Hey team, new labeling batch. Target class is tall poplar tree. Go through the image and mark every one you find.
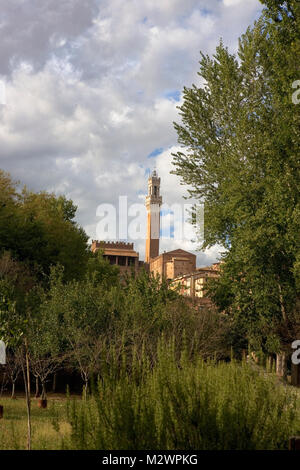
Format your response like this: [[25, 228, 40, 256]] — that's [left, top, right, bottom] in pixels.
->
[[172, 1, 300, 352]]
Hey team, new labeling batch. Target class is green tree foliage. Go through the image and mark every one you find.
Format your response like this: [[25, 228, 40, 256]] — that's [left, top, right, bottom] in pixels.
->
[[40, 265, 120, 395], [0, 278, 24, 347], [27, 286, 63, 400], [172, 1, 300, 351], [0, 171, 90, 446], [0, 170, 89, 282], [86, 249, 120, 288], [40, 266, 231, 395]]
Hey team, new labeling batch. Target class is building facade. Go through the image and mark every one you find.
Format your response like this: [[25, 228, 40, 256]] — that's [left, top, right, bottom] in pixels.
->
[[171, 264, 220, 306], [91, 170, 220, 304], [149, 249, 196, 280], [143, 171, 220, 304], [91, 240, 144, 276]]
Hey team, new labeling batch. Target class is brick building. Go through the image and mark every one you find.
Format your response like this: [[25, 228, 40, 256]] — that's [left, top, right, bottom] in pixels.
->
[[91, 170, 220, 303], [171, 264, 220, 306], [149, 249, 196, 280], [91, 240, 144, 276], [143, 170, 220, 304]]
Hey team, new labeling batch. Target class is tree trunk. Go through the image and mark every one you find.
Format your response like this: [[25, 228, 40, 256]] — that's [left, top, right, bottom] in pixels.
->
[[276, 353, 287, 379], [83, 377, 88, 401], [41, 381, 47, 400], [52, 373, 57, 393], [11, 381, 15, 399], [291, 362, 300, 387], [267, 355, 274, 373], [23, 339, 31, 451], [250, 351, 259, 364], [35, 376, 40, 398], [0, 371, 7, 396], [277, 280, 287, 323]]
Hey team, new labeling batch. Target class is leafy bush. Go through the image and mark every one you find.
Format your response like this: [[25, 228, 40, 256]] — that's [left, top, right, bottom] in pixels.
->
[[64, 341, 299, 450]]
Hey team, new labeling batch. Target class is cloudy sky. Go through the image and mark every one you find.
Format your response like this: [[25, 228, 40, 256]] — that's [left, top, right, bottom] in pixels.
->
[[0, 0, 263, 265]]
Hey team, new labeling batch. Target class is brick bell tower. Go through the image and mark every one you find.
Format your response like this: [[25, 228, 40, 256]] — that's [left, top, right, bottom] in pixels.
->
[[145, 169, 162, 263]]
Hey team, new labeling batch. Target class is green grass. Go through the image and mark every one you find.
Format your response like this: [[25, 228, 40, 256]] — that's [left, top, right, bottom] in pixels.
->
[[0, 394, 71, 450]]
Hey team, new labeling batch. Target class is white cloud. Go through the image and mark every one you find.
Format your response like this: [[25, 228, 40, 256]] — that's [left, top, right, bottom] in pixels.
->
[[223, 0, 243, 6], [0, 0, 262, 264]]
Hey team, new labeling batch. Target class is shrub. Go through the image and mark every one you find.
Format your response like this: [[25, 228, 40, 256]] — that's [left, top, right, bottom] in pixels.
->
[[64, 341, 299, 450]]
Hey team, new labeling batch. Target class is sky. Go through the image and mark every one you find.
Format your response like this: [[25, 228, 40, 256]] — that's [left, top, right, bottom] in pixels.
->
[[0, 0, 263, 265]]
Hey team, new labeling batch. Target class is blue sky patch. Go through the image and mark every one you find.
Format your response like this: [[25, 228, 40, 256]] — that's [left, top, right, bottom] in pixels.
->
[[161, 208, 172, 216], [147, 147, 164, 159], [201, 8, 211, 17], [164, 90, 181, 102]]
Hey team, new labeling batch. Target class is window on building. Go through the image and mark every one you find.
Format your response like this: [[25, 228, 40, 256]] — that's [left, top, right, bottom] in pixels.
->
[[118, 256, 126, 266], [128, 257, 135, 266]]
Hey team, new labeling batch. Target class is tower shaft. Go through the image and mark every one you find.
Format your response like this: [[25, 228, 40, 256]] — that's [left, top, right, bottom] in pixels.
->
[[145, 170, 162, 263]]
